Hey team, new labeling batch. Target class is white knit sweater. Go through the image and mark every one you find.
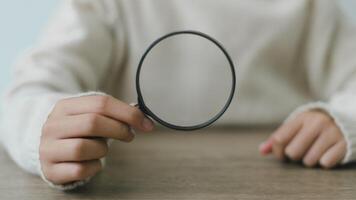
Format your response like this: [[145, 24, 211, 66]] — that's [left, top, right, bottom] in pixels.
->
[[1, 0, 356, 190]]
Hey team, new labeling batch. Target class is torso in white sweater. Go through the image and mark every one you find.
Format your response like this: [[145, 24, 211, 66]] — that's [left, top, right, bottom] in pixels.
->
[[1, 0, 356, 189]]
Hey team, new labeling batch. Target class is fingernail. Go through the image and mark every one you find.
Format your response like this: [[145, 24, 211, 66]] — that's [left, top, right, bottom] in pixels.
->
[[130, 102, 138, 107], [142, 117, 154, 131], [259, 141, 272, 155], [259, 142, 267, 154]]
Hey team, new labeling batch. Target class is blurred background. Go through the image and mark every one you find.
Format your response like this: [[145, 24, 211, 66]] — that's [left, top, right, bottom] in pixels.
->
[[0, 0, 58, 93], [0, 0, 356, 95]]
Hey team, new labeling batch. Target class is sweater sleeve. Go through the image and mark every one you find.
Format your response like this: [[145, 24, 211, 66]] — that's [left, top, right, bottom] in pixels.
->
[[288, 0, 356, 164], [0, 0, 121, 189]]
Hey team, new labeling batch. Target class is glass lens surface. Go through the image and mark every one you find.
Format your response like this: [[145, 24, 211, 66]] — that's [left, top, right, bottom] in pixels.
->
[[139, 34, 232, 127]]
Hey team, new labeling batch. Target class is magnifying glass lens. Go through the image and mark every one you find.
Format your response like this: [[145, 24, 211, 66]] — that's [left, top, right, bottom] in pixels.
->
[[137, 31, 236, 130]]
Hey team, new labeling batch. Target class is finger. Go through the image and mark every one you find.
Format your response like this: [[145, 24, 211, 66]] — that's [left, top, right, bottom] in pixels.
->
[[46, 114, 135, 141], [284, 122, 322, 161], [270, 117, 302, 160], [303, 126, 340, 167], [54, 96, 154, 132], [319, 140, 347, 169], [42, 138, 108, 162], [45, 160, 102, 185], [259, 139, 273, 155]]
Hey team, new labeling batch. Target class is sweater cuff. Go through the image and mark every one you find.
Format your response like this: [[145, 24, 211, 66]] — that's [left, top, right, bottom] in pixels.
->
[[286, 101, 356, 164], [39, 158, 107, 190], [38, 91, 108, 190]]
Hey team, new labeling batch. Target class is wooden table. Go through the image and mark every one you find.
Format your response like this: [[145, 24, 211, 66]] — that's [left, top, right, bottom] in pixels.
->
[[1, 127, 355, 200]]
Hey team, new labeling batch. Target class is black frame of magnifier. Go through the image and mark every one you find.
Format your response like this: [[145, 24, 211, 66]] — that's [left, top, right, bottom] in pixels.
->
[[136, 30, 236, 131]]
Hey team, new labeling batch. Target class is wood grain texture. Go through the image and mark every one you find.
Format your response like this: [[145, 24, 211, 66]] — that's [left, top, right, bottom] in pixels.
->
[[0, 127, 355, 200]]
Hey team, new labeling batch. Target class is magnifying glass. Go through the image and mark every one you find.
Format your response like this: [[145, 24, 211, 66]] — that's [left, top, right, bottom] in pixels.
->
[[136, 30, 236, 131]]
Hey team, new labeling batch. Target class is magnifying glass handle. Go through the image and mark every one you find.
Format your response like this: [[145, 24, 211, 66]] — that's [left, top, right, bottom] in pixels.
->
[[135, 99, 151, 116]]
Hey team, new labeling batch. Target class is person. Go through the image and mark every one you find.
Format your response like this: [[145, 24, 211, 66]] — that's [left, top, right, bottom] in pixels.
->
[[1, 0, 355, 190]]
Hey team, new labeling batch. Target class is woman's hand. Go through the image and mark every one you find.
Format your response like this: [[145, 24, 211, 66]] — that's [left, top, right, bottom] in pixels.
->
[[40, 95, 154, 185], [260, 111, 347, 168]]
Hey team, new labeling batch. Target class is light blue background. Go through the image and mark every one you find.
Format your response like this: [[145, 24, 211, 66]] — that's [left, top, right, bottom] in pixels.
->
[[0, 0, 58, 92], [0, 1, 355, 94]]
